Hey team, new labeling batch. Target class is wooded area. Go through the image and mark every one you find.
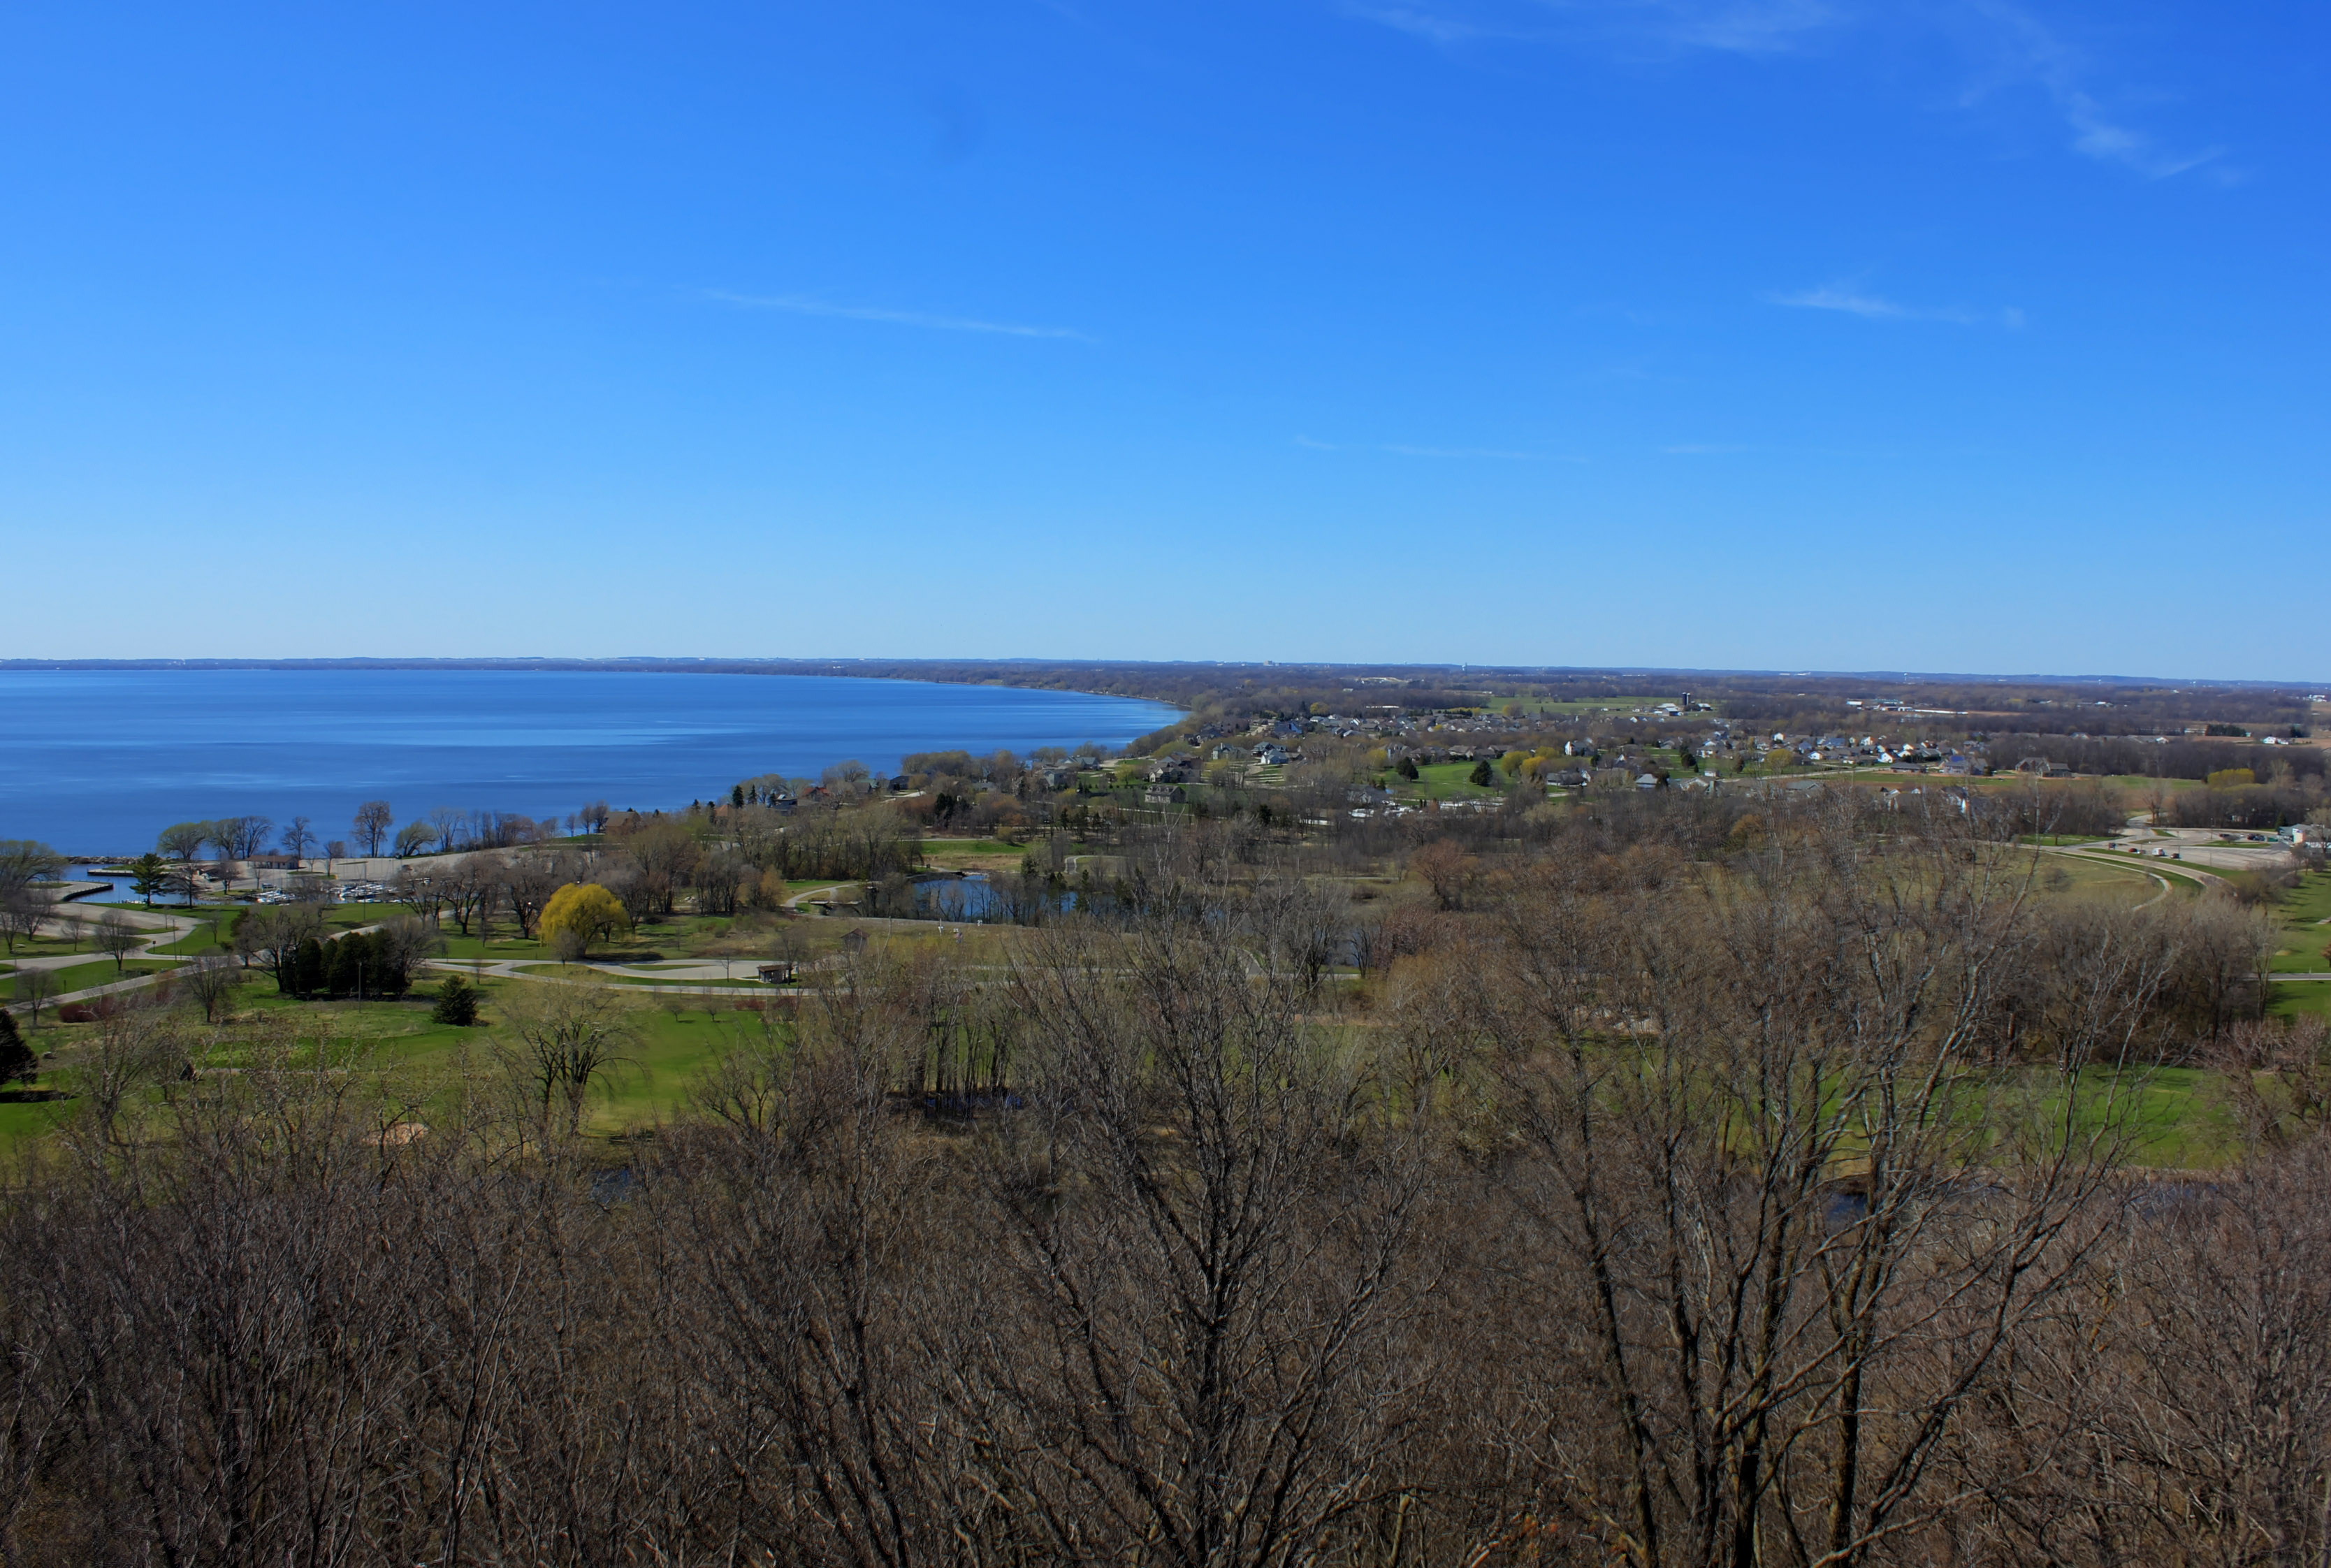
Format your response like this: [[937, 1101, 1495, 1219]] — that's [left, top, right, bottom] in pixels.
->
[[0, 797, 2319, 1566]]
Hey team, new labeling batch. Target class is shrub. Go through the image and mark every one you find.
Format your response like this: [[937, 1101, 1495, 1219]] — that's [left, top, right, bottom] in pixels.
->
[[431, 975, 481, 1027]]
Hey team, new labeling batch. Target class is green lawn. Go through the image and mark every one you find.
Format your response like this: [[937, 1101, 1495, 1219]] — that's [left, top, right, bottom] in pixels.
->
[[2115, 1066, 2241, 1169], [1512, 696, 1669, 716], [1388, 761, 1507, 801], [2268, 980, 2331, 1022], [149, 921, 233, 957], [922, 837, 1026, 855], [2266, 870, 2331, 974], [437, 931, 554, 961], [2274, 869, 2331, 924], [0, 1092, 80, 1149]]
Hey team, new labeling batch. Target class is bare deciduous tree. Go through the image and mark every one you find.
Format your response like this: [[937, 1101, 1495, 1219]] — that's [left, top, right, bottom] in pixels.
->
[[93, 909, 142, 974], [184, 954, 239, 1024], [495, 985, 636, 1137]]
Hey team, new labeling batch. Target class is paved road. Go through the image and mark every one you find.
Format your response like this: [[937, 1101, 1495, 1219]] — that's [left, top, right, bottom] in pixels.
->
[[2050, 840, 2232, 889]]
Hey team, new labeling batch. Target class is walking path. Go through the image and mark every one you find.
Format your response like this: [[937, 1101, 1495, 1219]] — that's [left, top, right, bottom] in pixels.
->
[[1, 901, 215, 1017], [421, 958, 794, 999]]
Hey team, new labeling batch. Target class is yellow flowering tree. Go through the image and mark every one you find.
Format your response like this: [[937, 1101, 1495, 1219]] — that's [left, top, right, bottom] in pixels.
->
[[538, 882, 630, 959]]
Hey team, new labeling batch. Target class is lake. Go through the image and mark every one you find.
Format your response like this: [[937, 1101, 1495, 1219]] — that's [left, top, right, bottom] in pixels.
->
[[0, 669, 1179, 855]]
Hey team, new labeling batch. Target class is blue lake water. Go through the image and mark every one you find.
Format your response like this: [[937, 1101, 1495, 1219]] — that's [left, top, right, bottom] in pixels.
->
[[0, 669, 1179, 855]]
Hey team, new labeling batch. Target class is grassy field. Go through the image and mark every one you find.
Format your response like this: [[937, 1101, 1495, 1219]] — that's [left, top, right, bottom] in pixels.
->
[[2267, 869, 2331, 974], [2114, 1066, 2240, 1168], [2270, 980, 2331, 1021], [1386, 761, 1507, 801], [0, 970, 780, 1155], [1508, 696, 1670, 716]]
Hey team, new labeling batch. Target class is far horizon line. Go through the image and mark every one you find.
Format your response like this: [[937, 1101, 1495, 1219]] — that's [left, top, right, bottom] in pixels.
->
[[0, 656, 2322, 690]]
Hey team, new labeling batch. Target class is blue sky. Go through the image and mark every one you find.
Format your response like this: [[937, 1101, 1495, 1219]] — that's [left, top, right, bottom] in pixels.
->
[[1, 1, 2321, 678]]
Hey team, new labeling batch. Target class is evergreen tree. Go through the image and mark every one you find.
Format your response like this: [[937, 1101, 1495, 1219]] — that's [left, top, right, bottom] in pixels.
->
[[0, 1010, 34, 1087], [431, 975, 481, 1026], [293, 936, 326, 999]]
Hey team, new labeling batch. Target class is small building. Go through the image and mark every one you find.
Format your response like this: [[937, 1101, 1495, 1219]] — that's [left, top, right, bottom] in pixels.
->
[[757, 961, 799, 985], [1144, 783, 1187, 806]]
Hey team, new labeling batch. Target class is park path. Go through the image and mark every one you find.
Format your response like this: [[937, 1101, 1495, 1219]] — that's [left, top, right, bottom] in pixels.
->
[[5, 902, 205, 972], [421, 957, 790, 999], [3, 901, 395, 1018], [1, 899, 214, 1017]]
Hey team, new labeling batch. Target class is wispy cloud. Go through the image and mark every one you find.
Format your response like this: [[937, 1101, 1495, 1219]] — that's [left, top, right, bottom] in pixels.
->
[[1342, 0, 1840, 57], [1344, 0, 2225, 177], [703, 290, 1091, 341], [1962, 1, 2223, 180], [1343, 3, 1510, 44], [1768, 284, 2021, 326], [1649, 0, 1838, 55]]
